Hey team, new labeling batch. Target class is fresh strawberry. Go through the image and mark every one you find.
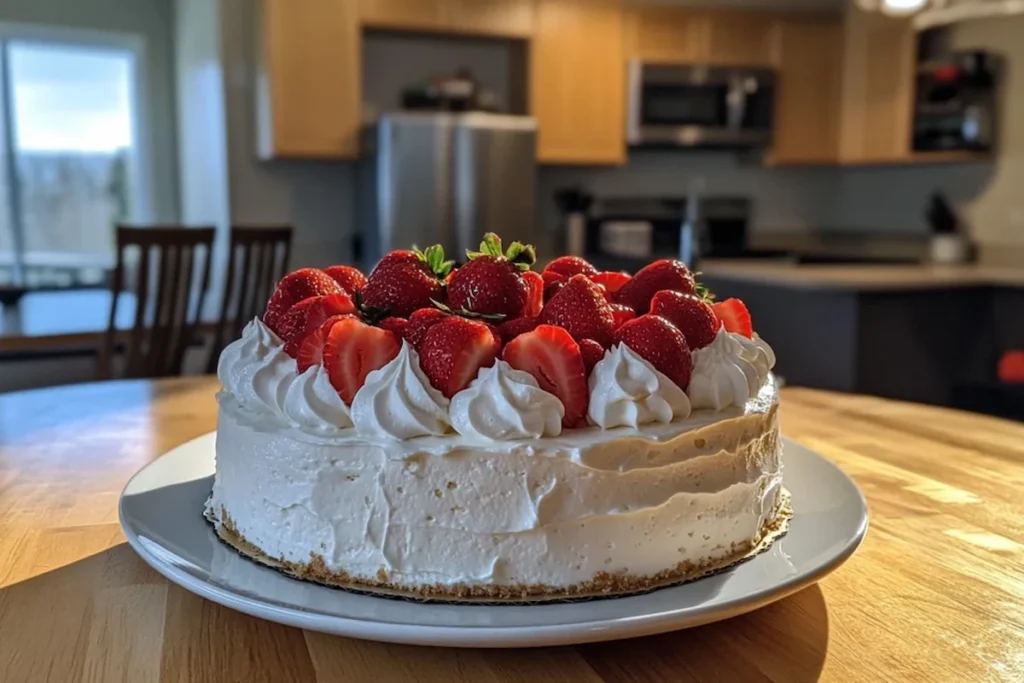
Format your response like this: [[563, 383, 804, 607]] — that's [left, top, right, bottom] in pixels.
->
[[522, 270, 544, 317], [446, 233, 535, 318], [497, 315, 540, 344], [264, 268, 342, 335], [360, 245, 453, 319], [592, 271, 631, 300], [613, 259, 696, 314], [542, 270, 569, 301], [615, 314, 693, 390], [712, 298, 753, 338], [998, 351, 1024, 384], [503, 325, 589, 428], [404, 308, 449, 348], [578, 338, 605, 374], [543, 256, 598, 279], [650, 290, 719, 349], [295, 314, 352, 373], [322, 265, 367, 296], [278, 293, 357, 354], [378, 316, 409, 339], [323, 317, 401, 404], [540, 274, 616, 348], [610, 303, 636, 329], [419, 317, 500, 398]]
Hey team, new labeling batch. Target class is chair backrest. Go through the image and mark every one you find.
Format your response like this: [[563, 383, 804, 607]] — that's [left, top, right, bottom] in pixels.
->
[[98, 225, 215, 379], [206, 225, 293, 373]]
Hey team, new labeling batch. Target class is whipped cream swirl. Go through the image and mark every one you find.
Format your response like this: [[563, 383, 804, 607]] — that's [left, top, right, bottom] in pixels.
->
[[687, 327, 776, 411], [587, 344, 692, 429], [350, 342, 451, 440], [217, 319, 352, 432], [450, 361, 564, 440]]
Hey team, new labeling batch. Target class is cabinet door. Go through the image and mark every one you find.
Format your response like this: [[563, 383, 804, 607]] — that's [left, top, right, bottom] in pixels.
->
[[258, 0, 361, 159], [707, 11, 778, 66], [624, 6, 709, 63], [449, 0, 535, 38], [769, 18, 842, 165], [838, 8, 916, 163], [531, 0, 625, 165], [360, 0, 448, 31]]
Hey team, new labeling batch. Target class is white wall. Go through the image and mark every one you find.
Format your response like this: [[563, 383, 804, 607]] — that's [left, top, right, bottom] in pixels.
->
[[0, 0, 179, 223]]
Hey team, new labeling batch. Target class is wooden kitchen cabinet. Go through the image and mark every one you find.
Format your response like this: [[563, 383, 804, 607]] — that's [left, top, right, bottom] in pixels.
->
[[624, 5, 710, 63], [836, 7, 917, 163], [360, 0, 534, 38], [257, 0, 361, 159], [530, 0, 626, 165], [706, 11, 778, 67], [769, 17, 842, 165]]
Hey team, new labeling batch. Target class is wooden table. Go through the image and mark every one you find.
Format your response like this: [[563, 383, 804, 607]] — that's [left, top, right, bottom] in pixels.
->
[[1, 378, 1022, 682]]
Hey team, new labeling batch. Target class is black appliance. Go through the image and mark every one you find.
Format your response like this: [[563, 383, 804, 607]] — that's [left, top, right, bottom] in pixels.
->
[[582, 196, 753, 271], [913, 51, 998, 153], [627, 61, 775, 148]]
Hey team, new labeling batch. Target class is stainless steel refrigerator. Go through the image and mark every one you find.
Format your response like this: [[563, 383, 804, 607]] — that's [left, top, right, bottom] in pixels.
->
[[356, 113, 537, 270]]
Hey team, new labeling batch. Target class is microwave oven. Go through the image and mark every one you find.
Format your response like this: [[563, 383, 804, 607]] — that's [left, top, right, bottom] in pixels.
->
[[627, 61, 775, 148]]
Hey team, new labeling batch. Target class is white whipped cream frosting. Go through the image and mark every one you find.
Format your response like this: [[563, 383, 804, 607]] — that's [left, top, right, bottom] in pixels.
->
[[687, 327, 776, 411], [217, 318, 352, 433], [450, 360, 564, 440], [350, 342, 451, 440], [587, 343, 692, 429]]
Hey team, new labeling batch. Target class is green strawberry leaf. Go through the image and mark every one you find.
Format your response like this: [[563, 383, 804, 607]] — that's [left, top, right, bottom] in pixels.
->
[[693, 274, 715, 302], [430, 299, 507, 322], [506, 241, 536, 269]]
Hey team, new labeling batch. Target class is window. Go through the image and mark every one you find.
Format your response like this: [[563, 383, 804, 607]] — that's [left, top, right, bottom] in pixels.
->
[[0, 30, 146, 291]]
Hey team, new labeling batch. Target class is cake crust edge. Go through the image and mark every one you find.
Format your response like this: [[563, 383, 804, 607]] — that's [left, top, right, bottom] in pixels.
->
[[205, 490, 793, 604]]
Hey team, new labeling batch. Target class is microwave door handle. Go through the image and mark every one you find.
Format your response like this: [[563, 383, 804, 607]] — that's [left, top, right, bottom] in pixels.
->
[[726, 78, 746, 130]]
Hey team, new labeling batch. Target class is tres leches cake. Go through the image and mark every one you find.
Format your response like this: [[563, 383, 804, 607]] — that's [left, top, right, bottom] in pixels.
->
[[208, 234, 789, 601]]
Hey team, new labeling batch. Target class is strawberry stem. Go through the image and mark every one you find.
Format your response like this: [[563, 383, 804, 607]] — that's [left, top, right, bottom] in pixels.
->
[[430, 299, 507, 322], [466, 232, 536, 271]]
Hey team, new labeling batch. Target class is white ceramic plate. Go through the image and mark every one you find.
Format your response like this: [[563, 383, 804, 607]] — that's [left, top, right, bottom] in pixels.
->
[[119, 433, 867, 648]]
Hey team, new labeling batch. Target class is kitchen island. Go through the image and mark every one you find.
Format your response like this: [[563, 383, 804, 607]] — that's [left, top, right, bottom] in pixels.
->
[[700, 259, 1024, 418]]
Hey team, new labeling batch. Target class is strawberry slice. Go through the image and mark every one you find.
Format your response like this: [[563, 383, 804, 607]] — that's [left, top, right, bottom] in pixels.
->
[[712, 298, 753, 338], [279, 293, 357, 356], [503, 325, 589, 428], [592, 272, 631, 300], [295, 314, 351, 373], [323, 317, 401, 405], [419, 317, 500, 398], [522, 270, 544, 317]]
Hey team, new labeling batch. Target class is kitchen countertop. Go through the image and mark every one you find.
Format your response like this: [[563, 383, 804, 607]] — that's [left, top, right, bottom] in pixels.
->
[[3, 377, 1024, 681], [700, 259, 1024, 291]]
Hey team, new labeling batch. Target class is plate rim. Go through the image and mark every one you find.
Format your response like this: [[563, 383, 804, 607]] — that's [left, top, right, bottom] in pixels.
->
[[118, 433, 868, 648]]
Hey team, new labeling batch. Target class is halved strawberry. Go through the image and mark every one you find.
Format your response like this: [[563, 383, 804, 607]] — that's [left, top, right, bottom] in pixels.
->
[[592, 272, 631, 300], [405, 308, 449, 348], [578, 338, 606, 374], [497, 315, 540, 344], [522, 270, 544, 317], [295, 314, 351, 373], [323, 318, 401, 405], [264, 268, 342, 335], [322, 265, 367, 296], [279, 293, 357, 355], [610, 303, 635, 329], [419, 317, 500, 398], [712, 298, 753, 338], [503, 325, 589, 428]]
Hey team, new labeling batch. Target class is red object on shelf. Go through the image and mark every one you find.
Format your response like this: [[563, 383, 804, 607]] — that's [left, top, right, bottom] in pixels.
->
[[997, 350, 1024, 384], [933, 64, 960, 82]]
